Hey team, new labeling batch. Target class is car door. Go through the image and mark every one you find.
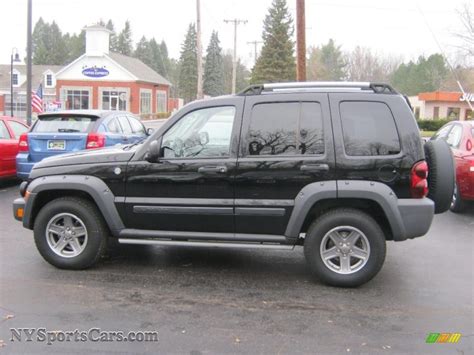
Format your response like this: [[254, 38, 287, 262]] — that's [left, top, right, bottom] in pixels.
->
[[104, 115, 125, 146], [445, 124, 468, 196], [126, 114, 147, 143], [0, 120, 18, 176], [123, 97, 244, 233], [117, 115, 133, 145], [234, 93, 335, 236]]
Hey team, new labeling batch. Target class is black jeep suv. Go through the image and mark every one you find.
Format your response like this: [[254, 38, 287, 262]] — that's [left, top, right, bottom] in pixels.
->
[[13, 82, 454, 287]]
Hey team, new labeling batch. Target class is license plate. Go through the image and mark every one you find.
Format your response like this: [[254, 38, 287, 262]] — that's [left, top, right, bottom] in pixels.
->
[[47, 140, 66, 150]]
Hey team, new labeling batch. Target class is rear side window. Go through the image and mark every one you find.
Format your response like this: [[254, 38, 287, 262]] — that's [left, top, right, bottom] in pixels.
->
[[0, 121, 10, 139], [107, 118, 122, 133], [118, 116, 132, 134], [33, 115, 96, 133], [446, 125, 463, 148], [340, 102, 400, 156], [246, 102, 324, 156], [8, 121, 28, 138]]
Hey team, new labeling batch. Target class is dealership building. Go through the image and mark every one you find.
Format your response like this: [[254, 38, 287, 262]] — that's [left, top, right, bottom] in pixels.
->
[[0, 25, 171, 118], [409, 91, 473, 120]]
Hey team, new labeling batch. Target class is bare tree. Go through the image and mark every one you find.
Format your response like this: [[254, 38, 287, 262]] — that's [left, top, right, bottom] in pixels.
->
[[454, 3, 474, 58], [346, 46, 401, 82]]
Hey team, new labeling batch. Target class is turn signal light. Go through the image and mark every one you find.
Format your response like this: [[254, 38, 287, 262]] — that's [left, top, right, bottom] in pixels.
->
[[410, 161, 429, 198], [18, 133, 29, 152], [86, 133, 105, 149]]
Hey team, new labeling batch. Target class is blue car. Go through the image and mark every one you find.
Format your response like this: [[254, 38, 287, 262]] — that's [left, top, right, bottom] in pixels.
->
[[16, 110, 149, 179]]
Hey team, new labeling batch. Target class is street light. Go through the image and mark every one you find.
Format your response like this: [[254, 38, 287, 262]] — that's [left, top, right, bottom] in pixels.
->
[[10, 48, 21, 117]]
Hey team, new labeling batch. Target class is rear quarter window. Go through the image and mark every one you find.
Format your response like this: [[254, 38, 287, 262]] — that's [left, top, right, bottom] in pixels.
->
[[33, 115, 97, 133], [340, 101, 401, 156]]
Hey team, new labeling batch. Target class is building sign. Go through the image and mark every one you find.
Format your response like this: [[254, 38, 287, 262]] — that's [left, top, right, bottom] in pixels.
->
[[82, 66, 109, 78], [460, 92, 474, 102]]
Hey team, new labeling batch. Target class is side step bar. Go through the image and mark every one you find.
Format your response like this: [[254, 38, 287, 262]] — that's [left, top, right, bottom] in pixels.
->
[[118, 238, 295, 250]]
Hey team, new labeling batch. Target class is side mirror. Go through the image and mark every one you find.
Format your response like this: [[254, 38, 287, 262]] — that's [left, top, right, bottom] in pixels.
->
[[199, 131, 209, 145], [146, 128, 154, 136], [145, 140, 161, 162]]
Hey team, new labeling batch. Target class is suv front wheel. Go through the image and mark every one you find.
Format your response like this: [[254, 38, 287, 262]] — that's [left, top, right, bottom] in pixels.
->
[[34, 197, 108, 269], [304, 208, 386, 287]]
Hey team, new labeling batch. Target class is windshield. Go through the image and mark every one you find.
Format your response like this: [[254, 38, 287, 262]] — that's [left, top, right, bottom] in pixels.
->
[[32, 115, 98, 133]]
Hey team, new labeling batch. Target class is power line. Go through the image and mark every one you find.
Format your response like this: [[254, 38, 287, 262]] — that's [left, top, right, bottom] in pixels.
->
[[224, 19, 247, 94]]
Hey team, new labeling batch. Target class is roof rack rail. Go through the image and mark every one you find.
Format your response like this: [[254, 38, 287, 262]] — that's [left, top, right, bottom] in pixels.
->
[[237, 82, 398, 95]]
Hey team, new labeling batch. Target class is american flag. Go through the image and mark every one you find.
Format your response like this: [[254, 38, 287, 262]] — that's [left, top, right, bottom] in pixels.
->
[[31, 84, 43, 113]]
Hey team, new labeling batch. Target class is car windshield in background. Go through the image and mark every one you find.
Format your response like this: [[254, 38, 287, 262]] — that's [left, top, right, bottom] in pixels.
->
[[33, 116, 97, 133]]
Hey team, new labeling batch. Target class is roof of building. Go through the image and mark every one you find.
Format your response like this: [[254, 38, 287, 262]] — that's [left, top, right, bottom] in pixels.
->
[[418, 91, 463, 102], [108, 52, 171, 86], [0, 64, 62, 92]]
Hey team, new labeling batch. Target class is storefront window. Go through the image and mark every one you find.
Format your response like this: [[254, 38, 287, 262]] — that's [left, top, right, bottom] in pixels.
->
[[465, 109, 473, 120], [447, 107, 460, 120], [102, 90, 127, 111], [433, 107, 439, 119], [140, 91, 152, 114], [66, 90, 90, 110], [156, 90, 167, 113]]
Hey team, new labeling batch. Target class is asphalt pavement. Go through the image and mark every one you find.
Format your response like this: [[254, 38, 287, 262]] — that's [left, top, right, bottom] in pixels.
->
[[0, 180, 472, 354]]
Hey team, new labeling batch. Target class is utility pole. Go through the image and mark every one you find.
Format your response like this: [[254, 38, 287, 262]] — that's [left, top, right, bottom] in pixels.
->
[[196, 0, 203, 99], [247, 40, 263, 63], [224, 19, 247, 94], [26, 0, 32, 125], [296, 0, 306, 82]]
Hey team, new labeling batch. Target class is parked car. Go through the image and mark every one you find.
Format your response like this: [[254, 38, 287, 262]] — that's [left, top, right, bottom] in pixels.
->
[[13, 82, 455, 287], [0, 116, 29, 180], [431, 120, 474, 212], [16, 110, 150, 179]]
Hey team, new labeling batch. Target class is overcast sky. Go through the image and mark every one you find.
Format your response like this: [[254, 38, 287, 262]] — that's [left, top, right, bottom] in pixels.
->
[[1, 0, 468, 67]]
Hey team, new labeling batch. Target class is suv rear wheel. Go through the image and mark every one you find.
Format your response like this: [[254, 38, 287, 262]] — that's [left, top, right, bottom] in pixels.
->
[[304, 208, 386, 287], [34, 197, 108, 269]]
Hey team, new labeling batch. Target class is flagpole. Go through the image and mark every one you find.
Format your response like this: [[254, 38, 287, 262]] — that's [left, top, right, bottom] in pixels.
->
[[26, 0, 32, 125]]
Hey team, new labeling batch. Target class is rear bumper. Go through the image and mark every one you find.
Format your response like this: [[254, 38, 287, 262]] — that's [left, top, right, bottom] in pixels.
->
[[397, 198, 434, 240], [13, 197, 26, 222], [16, 153, 34, 179]]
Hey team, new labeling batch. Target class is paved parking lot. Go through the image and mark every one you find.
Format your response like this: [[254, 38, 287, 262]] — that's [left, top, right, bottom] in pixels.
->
[[0, 179, 472, 354]]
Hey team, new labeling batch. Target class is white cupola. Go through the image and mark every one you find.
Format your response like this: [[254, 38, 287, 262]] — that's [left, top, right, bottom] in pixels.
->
[[84, 25, 112, 56]]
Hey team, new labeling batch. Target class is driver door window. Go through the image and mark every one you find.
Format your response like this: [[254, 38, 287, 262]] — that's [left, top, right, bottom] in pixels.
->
[[161, 106, 236, 158]]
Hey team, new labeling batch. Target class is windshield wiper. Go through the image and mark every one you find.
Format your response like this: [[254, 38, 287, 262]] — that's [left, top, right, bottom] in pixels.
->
[[123, 137, 147, 150]]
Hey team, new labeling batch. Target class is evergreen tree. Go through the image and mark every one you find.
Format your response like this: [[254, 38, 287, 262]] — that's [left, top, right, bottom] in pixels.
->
[[116, 20, 133, 55], [307, 39, 347, 80], [178, 23, 198, 103], [251, 0, 295, 83], [32, 18, 69, 65], [106, 19, 119, 52], [159, 40, 171, 77], [203, 31, 224, 96], [149, 39, 166, 76], [135, 36, 154, 67], [65, 30, 85, 63]]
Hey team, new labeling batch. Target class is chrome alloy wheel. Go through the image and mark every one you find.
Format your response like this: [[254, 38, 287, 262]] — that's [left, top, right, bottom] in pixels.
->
[[319, 226, 371, 274], [45, 213, 88, 258]]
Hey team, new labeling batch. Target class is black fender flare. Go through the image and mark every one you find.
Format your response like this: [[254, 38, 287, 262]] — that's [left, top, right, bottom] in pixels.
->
[[23, 175, 124, 235]]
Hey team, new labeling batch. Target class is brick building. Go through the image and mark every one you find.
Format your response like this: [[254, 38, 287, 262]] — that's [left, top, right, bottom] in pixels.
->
[[0, 25, 171, 118]]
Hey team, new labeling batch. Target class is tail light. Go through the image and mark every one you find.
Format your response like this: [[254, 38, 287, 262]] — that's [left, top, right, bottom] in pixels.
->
[[86, 133, 105, 149], [18, 133, 29, 152], [410, 161, 428, 198]]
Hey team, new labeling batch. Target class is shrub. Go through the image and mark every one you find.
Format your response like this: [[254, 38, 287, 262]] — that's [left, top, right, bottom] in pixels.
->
[[416, 118, 451, 131]]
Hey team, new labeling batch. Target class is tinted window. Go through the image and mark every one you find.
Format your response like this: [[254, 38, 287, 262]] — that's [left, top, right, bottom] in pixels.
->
[[128, 116, 146, 134], [0, 121, 10, 139], [107, 118, 122, 133], [446, 125, 462, 148], [33, 115, 96, 133], [162, 106, 235, 158], [246, 102, 324, 156], [117, 116, 132, 134], [8, 121, 28, 138], [340, 102, 400, 156]]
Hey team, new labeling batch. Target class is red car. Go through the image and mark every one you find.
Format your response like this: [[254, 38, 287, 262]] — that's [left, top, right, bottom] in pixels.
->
[[0, 116, 29, 180], [431, 120, 474, 212]]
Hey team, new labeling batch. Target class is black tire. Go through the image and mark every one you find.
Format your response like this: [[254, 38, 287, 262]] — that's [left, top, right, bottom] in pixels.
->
[[304, 208, 386, 288], [424, 140, 455, 214], [34, 197, 108, 269], [450, 182, 467, 213]]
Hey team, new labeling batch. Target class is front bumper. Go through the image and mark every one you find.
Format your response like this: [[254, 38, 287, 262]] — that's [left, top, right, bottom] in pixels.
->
[[13, 197, 26, 222], [397, 198, 434, 240]]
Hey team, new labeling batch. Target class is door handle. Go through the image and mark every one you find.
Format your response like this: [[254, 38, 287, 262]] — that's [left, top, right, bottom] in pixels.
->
[[198, 166, 228, 174], [300, 164, 329, 172]]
